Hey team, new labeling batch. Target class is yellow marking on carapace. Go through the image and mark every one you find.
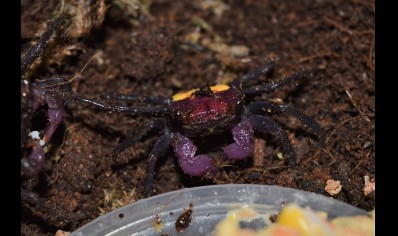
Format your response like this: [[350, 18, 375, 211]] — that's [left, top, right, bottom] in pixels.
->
[[210, 84, 230, 92], [172, 88, 199, 101], [172, 84, 230, 101]]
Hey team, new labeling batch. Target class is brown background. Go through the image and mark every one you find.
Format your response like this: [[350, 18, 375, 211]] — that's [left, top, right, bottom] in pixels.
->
[[21, 1, 375, 235]]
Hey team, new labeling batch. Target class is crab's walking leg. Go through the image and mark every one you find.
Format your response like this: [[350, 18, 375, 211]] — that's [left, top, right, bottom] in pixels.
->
[[243, 69, 312, 95], [223, 117, 255, 160], [249, 115, 297, 165], [171, 133, 216, 177], [232, 61, 275, 88], [74, 96, 166, 116], [110, 119, 167, 197], [21, 15, 65, 74], [144, 133, 172, 197], [112, 119, 166, 156], [103, 94, 171, 105], [249, 101, 324, 146]]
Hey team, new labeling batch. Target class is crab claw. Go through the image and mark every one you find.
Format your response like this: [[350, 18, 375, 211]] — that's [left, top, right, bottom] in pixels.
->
[[172, 133, 216, 176], [32, 82, 65, 143], [21, 141, 46, 176], [178, 154, 215, 176], [21, 78, 72, 177], [223, 117, 255, 160]]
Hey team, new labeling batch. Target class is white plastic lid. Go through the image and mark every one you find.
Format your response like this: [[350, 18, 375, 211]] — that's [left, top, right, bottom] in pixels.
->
[[71, 184, 367, 236]]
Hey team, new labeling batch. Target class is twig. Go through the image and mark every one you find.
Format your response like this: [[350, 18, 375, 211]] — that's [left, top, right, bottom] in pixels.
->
[[354, 159, 364, 170], [303, 151, 320, 165], [299, 51, 331, 63], [340, 115, 361, 126], [47, 122, 82, 187], [222, 170, 234, 183], [345, 90, 370, 122], [217, 164, 238, 168], [311, 160, 321, 167], [323, 148, 337, 167], [323, 16, 353, 35], [54, 122, 82, 160], [253, 138, 266, 167]]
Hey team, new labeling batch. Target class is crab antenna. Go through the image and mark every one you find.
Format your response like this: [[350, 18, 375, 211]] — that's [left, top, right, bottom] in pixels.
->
[[41, 51, 102, 89]]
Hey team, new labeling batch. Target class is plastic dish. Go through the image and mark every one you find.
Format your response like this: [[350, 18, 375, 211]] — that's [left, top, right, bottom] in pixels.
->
[[71, 184, 368, 236]]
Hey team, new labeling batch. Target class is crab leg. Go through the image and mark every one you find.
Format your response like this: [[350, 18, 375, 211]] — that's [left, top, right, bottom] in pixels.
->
[[103, 93, 171, 105], [73, 96, 166, 116], [144, 133, 172, 197], [243, 69, 312, 95], [232, 61, 275, 88], [21, 15, 65, 74], [112, 119, 166, 156], [249, 114, 297, 165], [248, 101, 324, 145]]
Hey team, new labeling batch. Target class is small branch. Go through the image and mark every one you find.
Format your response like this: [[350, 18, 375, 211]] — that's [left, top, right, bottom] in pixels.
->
[[345, 90, 370, 122], [299, 51, 331, 63], [323, 16, 353, 35]]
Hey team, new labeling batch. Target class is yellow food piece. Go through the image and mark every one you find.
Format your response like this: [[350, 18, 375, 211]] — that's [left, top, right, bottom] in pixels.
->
[[235, 207, 258, 219], [214, 213, 243, 236], [277, 204, 334, 236], [257, 225, 301, 236], [214, 204, 375, 236], [331, 213, 375, 236]]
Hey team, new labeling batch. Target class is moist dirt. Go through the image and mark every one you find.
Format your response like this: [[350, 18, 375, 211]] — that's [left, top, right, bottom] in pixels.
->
[[21, 1, 375, 235]]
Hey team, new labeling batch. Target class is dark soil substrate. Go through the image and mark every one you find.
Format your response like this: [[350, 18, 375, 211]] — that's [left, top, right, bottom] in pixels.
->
[[21, 1, 374, 235]]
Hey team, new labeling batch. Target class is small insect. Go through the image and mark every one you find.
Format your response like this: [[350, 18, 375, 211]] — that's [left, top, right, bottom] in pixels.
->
[[175, 203, 193, 232]]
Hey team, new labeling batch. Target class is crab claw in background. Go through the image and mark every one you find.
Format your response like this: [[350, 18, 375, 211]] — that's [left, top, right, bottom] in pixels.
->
[[32, 79, 66, 143], [21, 78, 68, 177], [21, 141, 46, 176]]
